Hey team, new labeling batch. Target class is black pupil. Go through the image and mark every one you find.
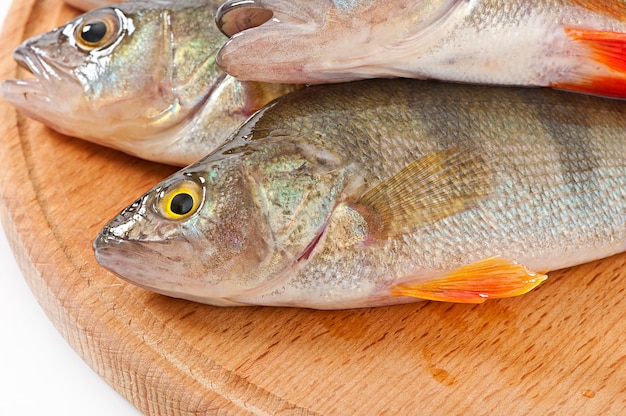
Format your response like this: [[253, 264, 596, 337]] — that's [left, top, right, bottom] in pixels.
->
[[171, 193, 194, 216], [81, 20, 108, 44]]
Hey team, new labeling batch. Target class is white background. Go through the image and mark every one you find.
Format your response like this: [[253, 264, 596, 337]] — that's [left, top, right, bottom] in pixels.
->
[[0, 1, 142, 414]]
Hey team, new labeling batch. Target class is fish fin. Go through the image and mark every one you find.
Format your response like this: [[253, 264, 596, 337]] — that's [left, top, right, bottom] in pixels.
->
[[553, 28, 626, 98], [390, 257, 548, 303], [240, 81, 304, 116], [552, 76, 626, 98], [355, 147, 493, 239], [565, 28, 626, 73], [569, 0, 626, 22]]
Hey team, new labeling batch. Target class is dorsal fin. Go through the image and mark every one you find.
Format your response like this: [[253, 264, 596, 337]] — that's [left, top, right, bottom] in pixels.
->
[[355, 146, 493, 239]]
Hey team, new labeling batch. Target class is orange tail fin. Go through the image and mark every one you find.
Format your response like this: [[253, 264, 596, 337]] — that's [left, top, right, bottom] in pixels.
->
[[553, 28, 626, 98]]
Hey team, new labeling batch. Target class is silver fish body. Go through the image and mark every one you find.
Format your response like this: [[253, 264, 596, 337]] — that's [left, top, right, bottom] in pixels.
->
[[94, 79, 626, 309], [1, 0, 299, 165]]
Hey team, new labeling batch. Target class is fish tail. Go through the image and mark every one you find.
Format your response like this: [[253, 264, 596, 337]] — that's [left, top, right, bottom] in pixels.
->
[[554, 28, 626, 98]]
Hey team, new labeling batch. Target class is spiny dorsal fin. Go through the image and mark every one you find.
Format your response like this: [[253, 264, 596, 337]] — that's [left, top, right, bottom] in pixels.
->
[[355, 146, 493, 239], [390, 257, 547, 303]]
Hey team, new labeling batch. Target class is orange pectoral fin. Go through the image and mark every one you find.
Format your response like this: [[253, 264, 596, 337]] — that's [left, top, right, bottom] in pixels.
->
[[390, 257, 547, 304], [553, 28, 626, 98]]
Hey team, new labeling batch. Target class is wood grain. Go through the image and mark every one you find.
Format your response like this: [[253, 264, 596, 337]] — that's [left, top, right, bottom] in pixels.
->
[[1, 1, 625, 415]]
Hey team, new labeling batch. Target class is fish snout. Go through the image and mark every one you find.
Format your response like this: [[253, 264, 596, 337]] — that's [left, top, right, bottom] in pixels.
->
[[2, 36, 83, 106], [92, 215, 133, 259], [92, 226, 126, 277], [12, 44, 48, 81], [91, 228, 169, 293], [92, 230, 119, 265]]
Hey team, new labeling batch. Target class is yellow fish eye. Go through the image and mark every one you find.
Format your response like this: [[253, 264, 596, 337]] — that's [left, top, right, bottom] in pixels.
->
[[74, 9, 122, 52], [157, 180, 203, 220]]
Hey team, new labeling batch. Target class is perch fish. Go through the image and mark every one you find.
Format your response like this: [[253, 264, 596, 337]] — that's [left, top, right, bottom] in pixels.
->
[[0, 0, 299, 165], [216, 0, 626, 98], [94, 79, 626, 309]]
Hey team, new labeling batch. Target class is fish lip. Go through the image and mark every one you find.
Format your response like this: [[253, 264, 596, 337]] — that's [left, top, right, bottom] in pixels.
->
[[15, 41, 82, 82], [93, 229, 121, 253], [1, 44, 75, 104], [0, 47, 47, 100], [216, 0, 273, 37], [12, 44, 57, 84], [1, 41, 90, 133], [93, 229, 252, 307], [92, 232, 163, 294], [92, 230, 124, 275], [216, 0, 313, 37]]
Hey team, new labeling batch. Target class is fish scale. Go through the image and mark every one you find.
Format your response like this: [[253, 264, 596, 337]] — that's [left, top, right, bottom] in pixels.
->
[[94, 79, 626, 309]]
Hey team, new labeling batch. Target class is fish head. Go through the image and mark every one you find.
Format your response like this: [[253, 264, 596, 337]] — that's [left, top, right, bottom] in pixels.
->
[[1, 1, 225, 154], [215, 0, 461, 83], [93, 151, 272, 306], [93, 128, 353, 305]]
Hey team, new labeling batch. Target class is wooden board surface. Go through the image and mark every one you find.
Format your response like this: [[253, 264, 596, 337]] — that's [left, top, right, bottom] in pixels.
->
[[1, 1, 625, 414]]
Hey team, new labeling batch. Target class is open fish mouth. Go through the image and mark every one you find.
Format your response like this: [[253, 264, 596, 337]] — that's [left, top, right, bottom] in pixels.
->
[[216, 0, 274, 37], [1, 44, 84, 123], [216, 0, 323, 37], [0, 44, 75, 109], [1, 47, 52, 103]]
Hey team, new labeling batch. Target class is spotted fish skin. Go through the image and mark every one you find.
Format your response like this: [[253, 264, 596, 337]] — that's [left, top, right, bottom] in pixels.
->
[[94, 79, 626, 309], [216, 0, 626, 98]]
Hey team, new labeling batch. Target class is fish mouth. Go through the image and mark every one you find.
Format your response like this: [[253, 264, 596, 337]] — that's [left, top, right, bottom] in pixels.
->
[[1, 47, 51, 104], [1, 45, 78, 107], [216, 0, 322, 37], [216, 0, 274, 37], [93, 232, 174, 296], [93, 230, 177, 292], [93, 226, 253, 307], [1, 44, 84, 125]]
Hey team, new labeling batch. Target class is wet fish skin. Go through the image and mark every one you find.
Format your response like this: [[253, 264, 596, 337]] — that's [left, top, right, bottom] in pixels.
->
[[216, 0, 626, 98], [1, 0, 300, 165], [94, 79, 626, 309]]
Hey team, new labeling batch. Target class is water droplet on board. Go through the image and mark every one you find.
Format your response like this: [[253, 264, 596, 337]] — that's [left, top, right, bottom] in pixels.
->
[[422, 347, 458, 386], [582, 389, 596, 398]]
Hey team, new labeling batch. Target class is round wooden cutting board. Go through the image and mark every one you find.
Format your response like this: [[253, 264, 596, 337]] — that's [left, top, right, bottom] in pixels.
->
[[1, 1, 625, 415]]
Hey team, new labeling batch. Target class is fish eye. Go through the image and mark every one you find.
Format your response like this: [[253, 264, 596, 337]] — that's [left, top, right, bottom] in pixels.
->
[[74, 9, 122, 52], [156, 180, 203, 221]]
